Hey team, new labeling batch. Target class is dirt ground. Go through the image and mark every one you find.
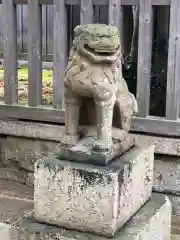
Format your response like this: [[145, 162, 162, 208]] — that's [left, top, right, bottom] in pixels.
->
[[0, 179, 33, 225]]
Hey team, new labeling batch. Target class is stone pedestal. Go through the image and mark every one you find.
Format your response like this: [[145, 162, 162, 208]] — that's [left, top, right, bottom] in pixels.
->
[[3, 194, 172, 240], [58, 128, 135, 166], [0, 223, 10, 239], [34, 146, 154, 237]]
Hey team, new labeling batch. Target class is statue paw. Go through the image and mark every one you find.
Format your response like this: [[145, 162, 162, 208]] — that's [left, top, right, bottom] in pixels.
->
[[61, 134, 78, 148], [92, 139, 112, 152]]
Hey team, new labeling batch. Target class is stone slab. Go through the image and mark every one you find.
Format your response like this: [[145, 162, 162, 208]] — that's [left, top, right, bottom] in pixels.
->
[[0, 119, 178, 158], [58, 128, 135, 165], [171, 235, 180, 240], [133, 133, 180, 156], [153, 192, 180, 217], [34, 146, 154, 237], [153, 156, 180, 195], [4, 194, 172, 240], [0, 222, 11, 239]]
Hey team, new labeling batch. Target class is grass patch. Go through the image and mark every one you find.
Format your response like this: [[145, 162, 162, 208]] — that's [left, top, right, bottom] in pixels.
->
[[0, 66, 53, 105]]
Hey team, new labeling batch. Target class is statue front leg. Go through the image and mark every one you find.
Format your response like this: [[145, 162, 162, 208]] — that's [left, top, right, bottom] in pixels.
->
[[93, 96, 115, 152], [61, 88, 80, 147]]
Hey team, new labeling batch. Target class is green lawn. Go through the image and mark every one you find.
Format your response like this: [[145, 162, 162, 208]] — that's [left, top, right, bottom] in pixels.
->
[[0, 66, 53, 105]]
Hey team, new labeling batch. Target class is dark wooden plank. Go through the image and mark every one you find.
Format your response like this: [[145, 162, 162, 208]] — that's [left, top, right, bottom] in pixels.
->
[[0, 0, 170, 6], [131, 116, 180, 137], [53, 0, 67, 108], [94, 5, 100, 23], [22, 4, 28, 53], [0, 103, 64, 123], [42, 5, 47, 56], [65, 0, 171, 6], [73, 5, 80, 28], [166, 0, 180, 120], [136, 0, 153, 117], [47, 5, 53, 55], [99, 5, 108, 24], [28, 0, 42, 107], [17, 4, 23, 54], [39, 0, 53, 4], [80, 0, 93, 24], [44, 4, 53, 61], [2, 0, 18, 104], [0, 6, 3, 54], [15, 53, 53, 62]]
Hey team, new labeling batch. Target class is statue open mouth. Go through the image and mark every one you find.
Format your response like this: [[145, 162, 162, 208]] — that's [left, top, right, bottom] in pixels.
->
[[79, 43, 120, 63], [83, 44, 118, 56]]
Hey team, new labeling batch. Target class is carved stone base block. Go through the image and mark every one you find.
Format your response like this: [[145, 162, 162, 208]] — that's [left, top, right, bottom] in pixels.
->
[[3, 194, 172, 240], [34, 146, 154, 237], [58, 134, 135, 166], [59, 127, 135, 166]]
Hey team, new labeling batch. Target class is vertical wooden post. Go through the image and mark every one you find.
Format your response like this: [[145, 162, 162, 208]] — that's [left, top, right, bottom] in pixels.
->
[[53, 0, 67, 109], [80, 0, 93, 24], [17, 4, 23, 55], [2, 0, 18, 104], [108, 0, 123, 29], [28, 0, 42, 107], [166, 0, 180, 120], [108, 0, 124, 56], [136, 0, 153, 117], [42, 5, 47, 58]]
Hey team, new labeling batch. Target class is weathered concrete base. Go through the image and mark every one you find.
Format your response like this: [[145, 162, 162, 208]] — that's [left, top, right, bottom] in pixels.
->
[[0, 223, 11, 239], [34, 146, 154, 237], [4, 194, 172, 240]]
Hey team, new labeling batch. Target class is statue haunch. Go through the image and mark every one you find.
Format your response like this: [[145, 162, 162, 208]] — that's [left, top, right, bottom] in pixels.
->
[[62, 24, 138, 152]]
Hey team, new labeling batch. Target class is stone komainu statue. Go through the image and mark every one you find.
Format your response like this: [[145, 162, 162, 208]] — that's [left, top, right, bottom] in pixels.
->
[[63, 24, 138, 151]]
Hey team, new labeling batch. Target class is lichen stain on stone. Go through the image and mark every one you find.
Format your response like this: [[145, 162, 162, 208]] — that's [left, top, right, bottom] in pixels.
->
[[71, 168, 112, 191], [43, 162, 64, 174], [156, 173, 163, 181], [127, 162, 133, 179]]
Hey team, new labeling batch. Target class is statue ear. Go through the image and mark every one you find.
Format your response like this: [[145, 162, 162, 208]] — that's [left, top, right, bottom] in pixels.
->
[[74, 25, 83, 36]]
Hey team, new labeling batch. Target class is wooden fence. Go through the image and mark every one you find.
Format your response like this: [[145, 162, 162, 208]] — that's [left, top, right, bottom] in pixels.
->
[[1, 0, 180, 138], [0, 4, 109, 61]]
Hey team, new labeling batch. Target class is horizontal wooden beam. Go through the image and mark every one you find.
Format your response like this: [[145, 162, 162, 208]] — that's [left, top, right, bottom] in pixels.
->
[[65, 0, 171, 5], [0, 0, 171, 6], [0, 103, 64, 123], [0, 103, 180, 137], [131, 116, 180, 137]]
